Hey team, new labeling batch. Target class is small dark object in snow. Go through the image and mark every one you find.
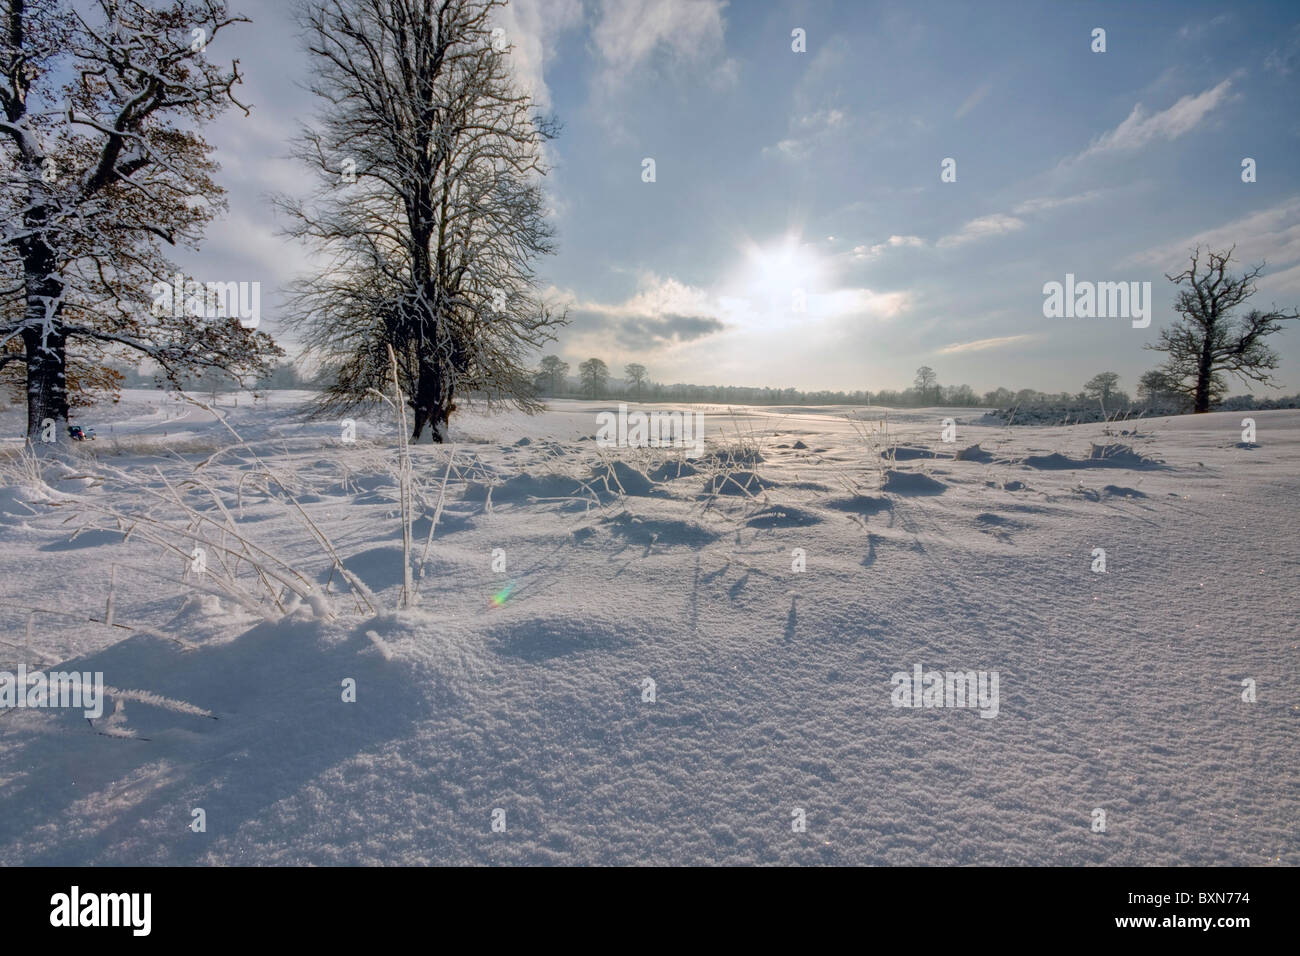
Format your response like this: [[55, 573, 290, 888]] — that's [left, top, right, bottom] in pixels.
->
[[68, 425, 96, 441], [955, 443, 993, 463]]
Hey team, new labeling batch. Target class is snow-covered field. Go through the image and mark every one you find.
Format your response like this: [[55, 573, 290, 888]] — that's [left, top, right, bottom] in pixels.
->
[[0, 390, 1295, 865]]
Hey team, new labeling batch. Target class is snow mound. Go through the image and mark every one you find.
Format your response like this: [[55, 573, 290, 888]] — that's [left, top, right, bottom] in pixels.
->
[[337, 544, 410, 591], [0, 483, 62, 523], [600, 512, 720, 547], [589, 460, 655, 497], [974, 512, 1024, 533], [489, 613, 635, 662], [1021, 443, 1162, 470], [408, 509, 475, 539], [0, 616, 432, 864], [647, 459, 700, 481], [1088, 443, 1163, 467], [881, 469, 947, 495], [954, 443, 994, 463]]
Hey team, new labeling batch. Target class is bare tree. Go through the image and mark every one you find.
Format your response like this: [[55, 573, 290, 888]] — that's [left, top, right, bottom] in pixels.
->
[[1137, 368, 1189, 408], [0, 0, 280, 445], [913, 365, 937, 404], [578, 357, 607, 399], [1148, 246, 1299, 413], [279, 0, 566, 442], [624, 362, 646, 400], [1082, 371, 1124, 410], [535, 354, 568, 395]]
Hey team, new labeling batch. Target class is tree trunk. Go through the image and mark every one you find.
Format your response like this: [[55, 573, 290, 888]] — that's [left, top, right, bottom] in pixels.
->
[[20, 238, 68, 446], [430, 403, 451, 443], [410, 361, 452, 442], [1193, 339, 1214, 413]]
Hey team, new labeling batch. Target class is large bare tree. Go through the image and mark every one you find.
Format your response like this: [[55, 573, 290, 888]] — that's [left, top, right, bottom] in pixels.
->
[[1148, 246, 1299, 413], [280, 0, 566, 442], [0, 0, 280, 445]]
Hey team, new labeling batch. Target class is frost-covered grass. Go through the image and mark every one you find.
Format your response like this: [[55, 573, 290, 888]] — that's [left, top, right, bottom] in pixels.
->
[[0, 392, 1295, 864]]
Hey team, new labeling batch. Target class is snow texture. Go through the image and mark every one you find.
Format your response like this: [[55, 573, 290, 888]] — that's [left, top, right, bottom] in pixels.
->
[[0, 392, 1295, 865]]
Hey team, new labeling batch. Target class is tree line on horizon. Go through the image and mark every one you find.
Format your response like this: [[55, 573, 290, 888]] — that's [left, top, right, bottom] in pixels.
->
[[523, 355, 1295, 413], [78, 347, 1298, 416]]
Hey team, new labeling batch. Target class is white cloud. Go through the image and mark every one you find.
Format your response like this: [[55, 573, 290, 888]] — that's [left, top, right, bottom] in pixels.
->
[[853, 235, 926, 259], [763, 109, 849, 161], [608, 274, 716, 319], [1132, 197, 1300, 294], [552, 273, 718, 324], [820, 288, 910, 319], [492, 0, 584, 112], [591, 0, 726, 81], [550, 267, 910, 363], [798, 108, 846, 130], [1012, 190, 1105, 216], [760, 35, 861, 161], [1075, 79, 1233, 161], [937, 214, 1025, 248], [764, 137, 808, 161]]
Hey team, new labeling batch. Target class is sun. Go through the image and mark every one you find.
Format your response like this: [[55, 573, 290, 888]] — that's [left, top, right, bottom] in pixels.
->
[[736, 234, 825, 315]]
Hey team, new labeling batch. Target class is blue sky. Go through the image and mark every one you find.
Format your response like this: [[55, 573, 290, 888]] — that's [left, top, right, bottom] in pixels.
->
[[175, 0, 1300, 396]]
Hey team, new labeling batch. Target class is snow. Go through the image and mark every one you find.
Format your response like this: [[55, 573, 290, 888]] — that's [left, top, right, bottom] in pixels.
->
[[0, 390, 1295, 864]]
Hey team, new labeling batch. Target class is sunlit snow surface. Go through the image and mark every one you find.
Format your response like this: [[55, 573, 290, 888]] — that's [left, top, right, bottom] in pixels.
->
[[0, 391, 1294, 865]]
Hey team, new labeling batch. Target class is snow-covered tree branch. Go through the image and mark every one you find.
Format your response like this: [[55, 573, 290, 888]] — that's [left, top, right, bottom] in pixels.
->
[[0, 0, 280, 444]]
